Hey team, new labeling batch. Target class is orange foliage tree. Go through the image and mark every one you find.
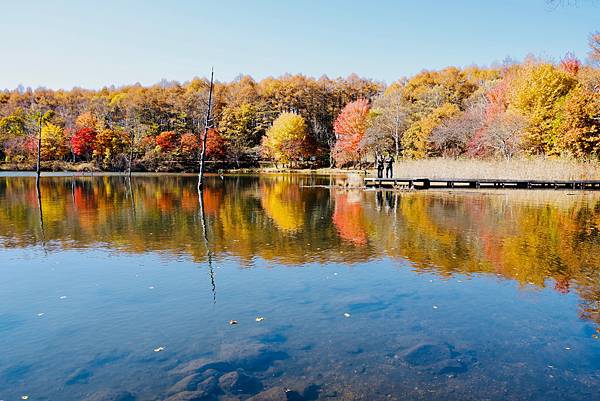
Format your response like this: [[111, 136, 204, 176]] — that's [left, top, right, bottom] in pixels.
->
[[179, 133, 198, 158], [155, 131, 178, 152]]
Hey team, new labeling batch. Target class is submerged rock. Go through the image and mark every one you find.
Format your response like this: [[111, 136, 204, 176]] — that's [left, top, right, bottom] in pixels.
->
[[284, 389, 304, 401], [82, 390, 135, 401], [65, 367, 93, 385], [168, 370, 221, 394], [197, 376, 220, 395], [218, 342, 289, 372], [400, 342, 475, 374], [174, 358, 233, 376], [164, 377, 221, 401], [168, 373, 204, 394], [403, 343, 453, 366], [245, 387, 308, 401], [301, 384, 321, 401], [218, 370, 263, 394], [163, 391, 212, 401], [246, 387, 288, 401]]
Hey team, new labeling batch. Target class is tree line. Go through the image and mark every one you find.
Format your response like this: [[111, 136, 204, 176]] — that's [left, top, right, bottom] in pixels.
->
[[1, 34, 599, 170]]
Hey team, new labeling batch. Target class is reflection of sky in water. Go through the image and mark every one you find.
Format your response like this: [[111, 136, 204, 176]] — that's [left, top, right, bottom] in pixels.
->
[[1, 174, 600, 400]]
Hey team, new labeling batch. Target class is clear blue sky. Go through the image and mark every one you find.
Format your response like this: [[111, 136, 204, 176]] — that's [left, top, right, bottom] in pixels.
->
[[1, 0, 598, 90]]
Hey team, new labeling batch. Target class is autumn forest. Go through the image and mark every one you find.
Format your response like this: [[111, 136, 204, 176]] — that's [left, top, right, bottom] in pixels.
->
[[1, 35, 599, 172]]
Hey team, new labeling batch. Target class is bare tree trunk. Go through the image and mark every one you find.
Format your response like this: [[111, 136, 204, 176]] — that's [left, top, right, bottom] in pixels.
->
[[128, 126, 135, 178], [36, 115, 42, 180], [328, 137, 335, 168], [198, 69, 214, 192]]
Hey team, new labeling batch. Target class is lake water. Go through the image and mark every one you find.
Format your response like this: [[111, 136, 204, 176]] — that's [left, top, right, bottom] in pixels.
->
[[1, 173, 600, 401]]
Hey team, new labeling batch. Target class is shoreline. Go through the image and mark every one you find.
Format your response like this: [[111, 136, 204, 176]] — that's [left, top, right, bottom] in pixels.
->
[[4, 157, 600, 181]]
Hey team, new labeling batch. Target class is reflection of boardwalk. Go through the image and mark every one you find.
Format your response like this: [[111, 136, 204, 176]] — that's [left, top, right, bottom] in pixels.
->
[[365, 177, 600, 190]]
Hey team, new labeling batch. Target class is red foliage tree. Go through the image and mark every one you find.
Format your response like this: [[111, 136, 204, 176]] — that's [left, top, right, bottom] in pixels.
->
[[332, 99, 370, 167], [71, 127, 96, 158], [205, 128, 228, 160], [155, 131, 178, 152], [560, 52, 581, 76]]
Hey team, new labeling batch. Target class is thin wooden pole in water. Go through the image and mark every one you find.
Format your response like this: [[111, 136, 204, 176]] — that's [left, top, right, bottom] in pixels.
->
[[198, 68, 214, 192]]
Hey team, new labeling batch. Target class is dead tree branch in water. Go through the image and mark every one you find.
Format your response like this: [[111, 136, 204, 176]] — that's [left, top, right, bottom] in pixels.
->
[[198, 188, 216, 303], [198, 68, 214, 192]]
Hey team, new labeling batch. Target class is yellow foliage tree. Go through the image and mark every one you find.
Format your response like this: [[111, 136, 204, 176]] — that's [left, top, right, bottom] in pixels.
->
[[559, 85, 600, 157], [261, 112, 309, 165], [41, 123, 69, 161], [509, 63, 578, 155]]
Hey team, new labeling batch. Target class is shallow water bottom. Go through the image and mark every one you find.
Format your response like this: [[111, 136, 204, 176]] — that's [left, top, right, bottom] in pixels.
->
[[2, 248, 600, 401]]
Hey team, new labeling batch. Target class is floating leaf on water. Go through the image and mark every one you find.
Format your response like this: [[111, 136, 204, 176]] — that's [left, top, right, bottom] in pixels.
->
[[343, 313, 351, 318], [229, 320, 238, 325], [154, 346, 165, 353], [255, 317, 264, 322]]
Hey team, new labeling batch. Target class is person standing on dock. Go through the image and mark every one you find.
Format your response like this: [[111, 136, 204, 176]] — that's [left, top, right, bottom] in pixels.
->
[[376, 153, 384, 178], [385, 154, 395, 178]]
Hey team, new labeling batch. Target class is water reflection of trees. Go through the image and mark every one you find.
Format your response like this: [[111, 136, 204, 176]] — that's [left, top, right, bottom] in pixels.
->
[[1, 175, 600, 325]]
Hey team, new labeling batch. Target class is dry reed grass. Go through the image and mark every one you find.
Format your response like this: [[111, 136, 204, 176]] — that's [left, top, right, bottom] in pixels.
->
[[393, 157, 600, 180]]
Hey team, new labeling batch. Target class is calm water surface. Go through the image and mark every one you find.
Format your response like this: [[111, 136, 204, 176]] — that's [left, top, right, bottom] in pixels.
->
[[1, 174, 600, 401]]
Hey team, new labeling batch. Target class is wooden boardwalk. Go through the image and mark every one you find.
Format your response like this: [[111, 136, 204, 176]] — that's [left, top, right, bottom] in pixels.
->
[[364, 177, 600, 190]]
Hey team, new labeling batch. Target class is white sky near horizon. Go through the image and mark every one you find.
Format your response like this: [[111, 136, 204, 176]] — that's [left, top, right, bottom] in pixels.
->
[[0, 0, 598, 90]]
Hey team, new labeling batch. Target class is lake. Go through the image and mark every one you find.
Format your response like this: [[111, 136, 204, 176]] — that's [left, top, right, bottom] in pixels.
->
[[1, 173, 600, 401]]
